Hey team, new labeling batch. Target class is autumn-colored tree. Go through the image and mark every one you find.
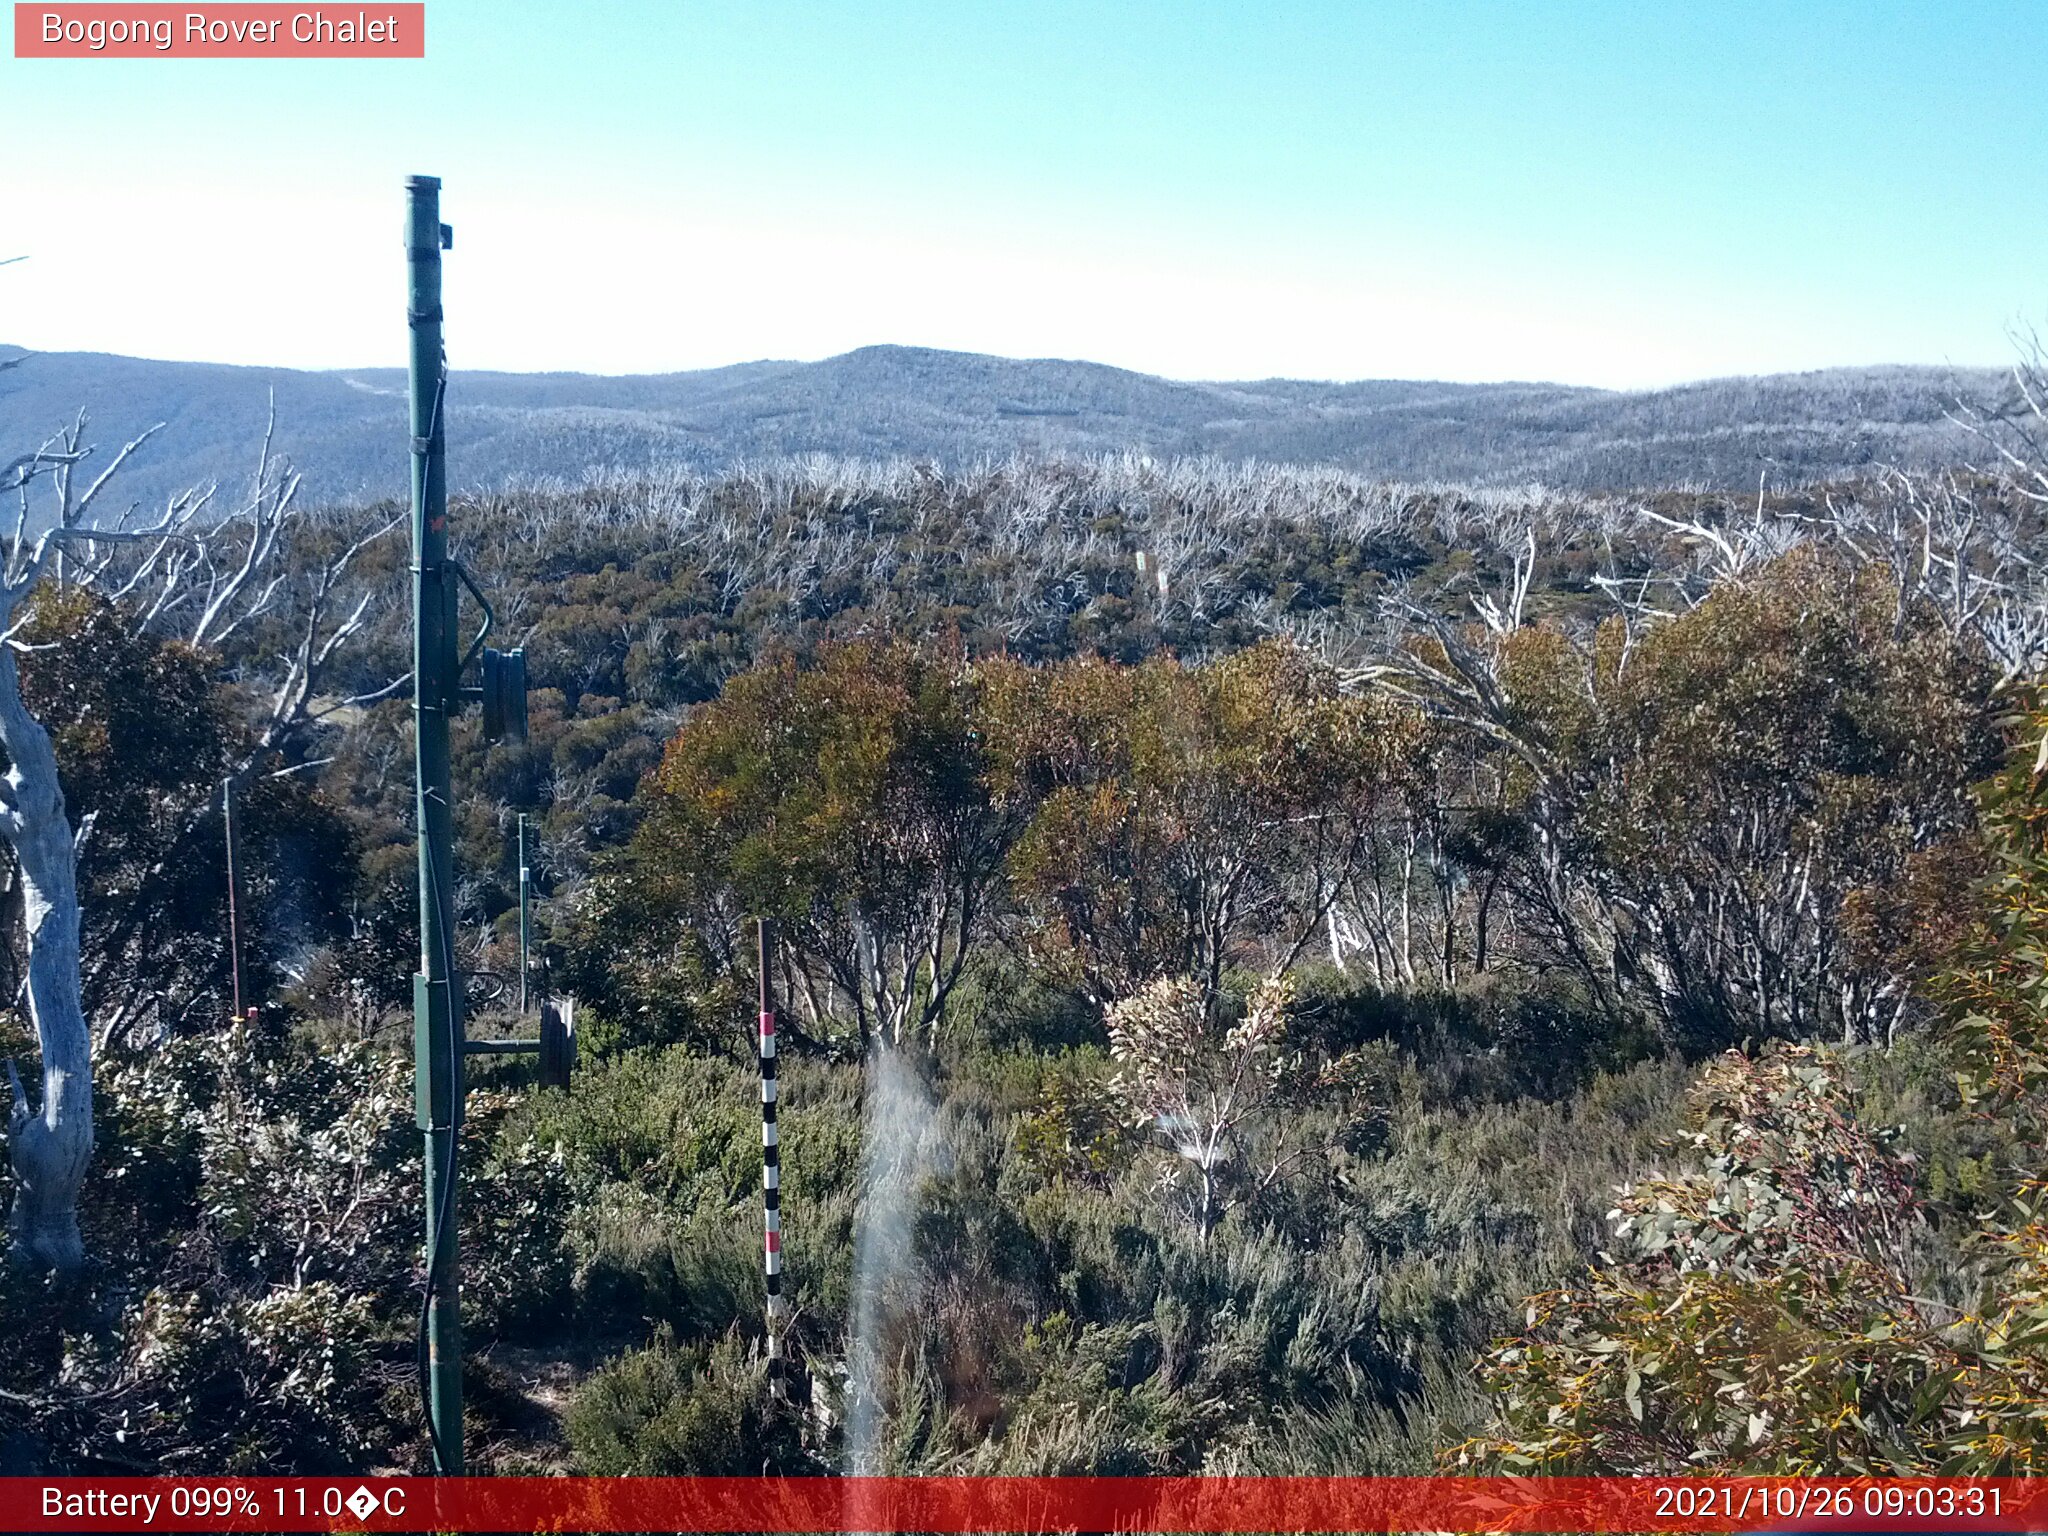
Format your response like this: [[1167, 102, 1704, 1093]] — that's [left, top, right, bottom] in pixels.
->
[[614, 641, 1021, 1051], [1458, 706, 2048, 1476], [1377, 549, 1999, 1050], [988, 639, 1417, 1008], [1580, 552, 1996, 1047]]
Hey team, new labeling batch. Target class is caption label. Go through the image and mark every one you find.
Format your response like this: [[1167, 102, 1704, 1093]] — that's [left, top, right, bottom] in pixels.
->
[[14, 4, 424, 57]]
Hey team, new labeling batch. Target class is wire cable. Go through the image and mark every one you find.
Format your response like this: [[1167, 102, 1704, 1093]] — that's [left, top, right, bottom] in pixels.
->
[[415, 831, 461, 1473], [413, 336, 461, 1475]]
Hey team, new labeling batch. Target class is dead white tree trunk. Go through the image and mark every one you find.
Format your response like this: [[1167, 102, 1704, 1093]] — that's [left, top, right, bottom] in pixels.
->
[[0, 632, 89, 1270], [0, 419, 135, 1272]]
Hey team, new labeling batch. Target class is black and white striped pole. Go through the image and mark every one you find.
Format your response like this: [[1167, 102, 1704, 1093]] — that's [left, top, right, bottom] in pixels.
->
[[757, 916, 789, 1402]]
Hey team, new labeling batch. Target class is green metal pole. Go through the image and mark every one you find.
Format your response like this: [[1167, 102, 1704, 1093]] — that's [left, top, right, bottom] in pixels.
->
[[406, 173, 464, 1475], [517, 812, 531, 1015]]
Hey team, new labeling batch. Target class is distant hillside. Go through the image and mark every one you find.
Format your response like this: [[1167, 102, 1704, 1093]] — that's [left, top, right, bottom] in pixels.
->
[[0, 343, 2012, 512]]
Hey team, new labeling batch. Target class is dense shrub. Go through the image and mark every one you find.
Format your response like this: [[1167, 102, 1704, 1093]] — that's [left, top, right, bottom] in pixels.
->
[[567, 1333, 815, 1474], [0, 1023, 574, 1471]]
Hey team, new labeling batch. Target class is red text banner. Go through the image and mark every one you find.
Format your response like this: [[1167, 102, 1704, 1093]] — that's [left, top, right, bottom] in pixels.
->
[[14, 4, 424, 58], [4, 1476, 2047, 1533]]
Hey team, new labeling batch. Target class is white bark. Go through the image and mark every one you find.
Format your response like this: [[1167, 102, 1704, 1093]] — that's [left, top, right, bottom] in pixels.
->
[[0, 639, 88, 1271]]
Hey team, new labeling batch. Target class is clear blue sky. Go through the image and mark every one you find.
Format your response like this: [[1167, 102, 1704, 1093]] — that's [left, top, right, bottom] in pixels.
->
[[2, 0, 2043, 386]]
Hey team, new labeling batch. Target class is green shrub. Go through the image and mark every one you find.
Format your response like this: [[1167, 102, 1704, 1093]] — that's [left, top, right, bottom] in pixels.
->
[[568, 1333, 815, 1474]]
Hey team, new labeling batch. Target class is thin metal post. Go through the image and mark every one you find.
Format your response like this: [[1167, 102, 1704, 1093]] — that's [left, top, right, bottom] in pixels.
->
[[517, 813, 531, 1015], [758, 917, 788, 1401], [407, 173, 464, 1476], [222, 778, 242, 1021]]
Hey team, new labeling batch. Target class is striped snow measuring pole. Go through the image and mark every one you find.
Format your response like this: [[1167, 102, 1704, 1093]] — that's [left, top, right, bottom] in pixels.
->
[[758, 916, 789, 1402]]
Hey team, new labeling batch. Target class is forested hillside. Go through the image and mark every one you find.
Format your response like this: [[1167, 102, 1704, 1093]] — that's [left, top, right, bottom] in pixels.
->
[[0, 342, 2012, 514], [5, 432, 2048, 1475]]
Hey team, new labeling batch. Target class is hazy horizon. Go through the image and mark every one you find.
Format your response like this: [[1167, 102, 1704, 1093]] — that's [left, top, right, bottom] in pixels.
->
[[0, 334, 2011, 397]]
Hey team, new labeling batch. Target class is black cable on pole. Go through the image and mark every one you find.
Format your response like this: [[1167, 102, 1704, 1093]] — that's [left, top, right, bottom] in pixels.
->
[[416, 842, 460, 1474], [412, 336, 458, 1476]]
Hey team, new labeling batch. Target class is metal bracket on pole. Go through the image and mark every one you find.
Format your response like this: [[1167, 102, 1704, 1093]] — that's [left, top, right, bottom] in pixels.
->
[[464, 998, 574, 1090], [413, 974, 463, 1131]]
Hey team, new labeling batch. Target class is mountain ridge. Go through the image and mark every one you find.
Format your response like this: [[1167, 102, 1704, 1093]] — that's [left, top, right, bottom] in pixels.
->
[[0, 342, 2010, 512]]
